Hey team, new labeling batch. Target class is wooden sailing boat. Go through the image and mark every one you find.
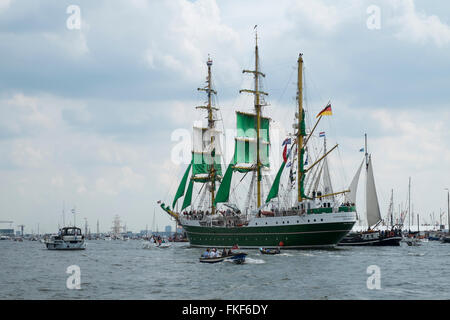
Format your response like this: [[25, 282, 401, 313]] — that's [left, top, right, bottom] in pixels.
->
[[160, 32, 357, 249], [339, 134, 402, 246]]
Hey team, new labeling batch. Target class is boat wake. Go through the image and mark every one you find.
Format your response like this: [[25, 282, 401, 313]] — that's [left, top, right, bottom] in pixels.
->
[[244, 257, 265, 264], [407, 252, 426, 257], [278, 253, 293, 257]]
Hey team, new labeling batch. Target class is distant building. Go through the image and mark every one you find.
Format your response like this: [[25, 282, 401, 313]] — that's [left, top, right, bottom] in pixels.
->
[[165, 225, 172, 234], [140, 230, 152, 236], [0, 229, 14, 236]]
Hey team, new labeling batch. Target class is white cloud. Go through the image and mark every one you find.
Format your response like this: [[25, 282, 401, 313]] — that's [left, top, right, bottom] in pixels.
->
[[390, 0, 450, 47], [1, 0, 449, 233], [0, 0, 11, 11]]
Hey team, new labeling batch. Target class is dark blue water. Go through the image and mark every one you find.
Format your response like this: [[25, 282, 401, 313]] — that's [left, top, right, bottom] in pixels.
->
[[1, 240, 449, 299]]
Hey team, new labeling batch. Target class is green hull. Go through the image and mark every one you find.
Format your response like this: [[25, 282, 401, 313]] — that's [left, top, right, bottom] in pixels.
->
[[182, 219, 355, 249]]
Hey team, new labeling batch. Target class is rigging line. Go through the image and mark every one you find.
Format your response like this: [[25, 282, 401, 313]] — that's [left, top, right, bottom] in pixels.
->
[[163, 163, 183, 205], [229, 171, 250, 202], [277, 63, 296, 136], [192, 181, 206, 207], [211, 72, 230, 165]]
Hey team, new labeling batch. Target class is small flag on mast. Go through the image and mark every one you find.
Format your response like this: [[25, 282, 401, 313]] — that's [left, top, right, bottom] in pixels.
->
[[316, 103, 332, 118], [319, 132, 325, 138], [282, 138, 291, 146]]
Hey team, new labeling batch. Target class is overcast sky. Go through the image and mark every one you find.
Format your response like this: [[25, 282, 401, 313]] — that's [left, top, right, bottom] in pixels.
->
[[1, 0, 449, 234]]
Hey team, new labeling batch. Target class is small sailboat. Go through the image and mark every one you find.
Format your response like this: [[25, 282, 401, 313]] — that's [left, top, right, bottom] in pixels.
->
[[339, 135, 402, 246]]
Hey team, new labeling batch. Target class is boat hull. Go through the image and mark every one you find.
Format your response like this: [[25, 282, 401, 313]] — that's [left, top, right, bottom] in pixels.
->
[[182, 213, 356, 249], [199, 257, 225, 263], [339, 236, 402, 246], [45, 240, 86, 250]]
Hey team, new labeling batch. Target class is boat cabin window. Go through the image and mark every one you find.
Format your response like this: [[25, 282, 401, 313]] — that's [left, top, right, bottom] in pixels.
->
[[63, 228, 81, 235]]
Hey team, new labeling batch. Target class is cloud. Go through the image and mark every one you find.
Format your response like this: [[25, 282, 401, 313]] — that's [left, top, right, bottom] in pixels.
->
[[390, 0, 450, 47], [0, 0, 11, 11], [0, 0, 449, 233]]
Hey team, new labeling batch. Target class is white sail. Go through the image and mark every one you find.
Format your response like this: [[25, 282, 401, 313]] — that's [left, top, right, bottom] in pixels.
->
[[345, 159, 364, 204], [312, 162, 324, 195], [193, 127, 222, 155], [322, 157, 333, 196], [366, 156, 382, 227], [306, 161, 320, 196]]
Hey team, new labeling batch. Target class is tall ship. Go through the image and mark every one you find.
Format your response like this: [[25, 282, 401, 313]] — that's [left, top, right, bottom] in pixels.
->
[[160, 33, 357, 248]]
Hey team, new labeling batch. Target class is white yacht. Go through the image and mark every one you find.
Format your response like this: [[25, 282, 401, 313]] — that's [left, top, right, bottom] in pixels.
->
[[45, 227, 86, 250]]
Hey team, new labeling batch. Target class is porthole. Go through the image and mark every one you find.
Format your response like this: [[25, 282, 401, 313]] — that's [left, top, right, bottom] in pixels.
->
[[314, 219, 316, 222]]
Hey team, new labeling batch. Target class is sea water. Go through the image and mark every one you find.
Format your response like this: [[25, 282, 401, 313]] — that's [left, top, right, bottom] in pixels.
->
[[1, 240, 449, 299]]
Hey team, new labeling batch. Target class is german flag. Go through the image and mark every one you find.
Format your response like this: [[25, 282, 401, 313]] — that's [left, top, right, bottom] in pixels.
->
[[316, 103, 332, 118]]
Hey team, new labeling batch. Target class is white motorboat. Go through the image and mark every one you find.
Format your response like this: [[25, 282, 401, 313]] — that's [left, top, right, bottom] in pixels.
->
[[403, 237, 421, 246], [142, 238, 171, 249], [45, 227, 86, 250]]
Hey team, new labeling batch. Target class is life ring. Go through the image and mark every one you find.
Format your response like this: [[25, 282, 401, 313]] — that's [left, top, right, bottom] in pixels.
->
[[279, 241, 284, 247]]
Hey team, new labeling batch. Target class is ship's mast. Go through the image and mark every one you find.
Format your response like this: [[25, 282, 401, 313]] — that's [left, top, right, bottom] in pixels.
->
[[255, 33, 262, 208], [408, 176, 411, 232], [197, 56, 218, 214], [297, 53, 304, 203], [365, 133, 369, 169], [240, 28, 268, 208]]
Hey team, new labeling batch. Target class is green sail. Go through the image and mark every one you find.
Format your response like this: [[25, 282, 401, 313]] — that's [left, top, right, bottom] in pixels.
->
[[192, 152, 222, 177], [234, 111, 270, 171], [172, 163, 192, 209], [265, 161, 286, 203], [214, 159, 235, 205], [181, 180, 194, 211]]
